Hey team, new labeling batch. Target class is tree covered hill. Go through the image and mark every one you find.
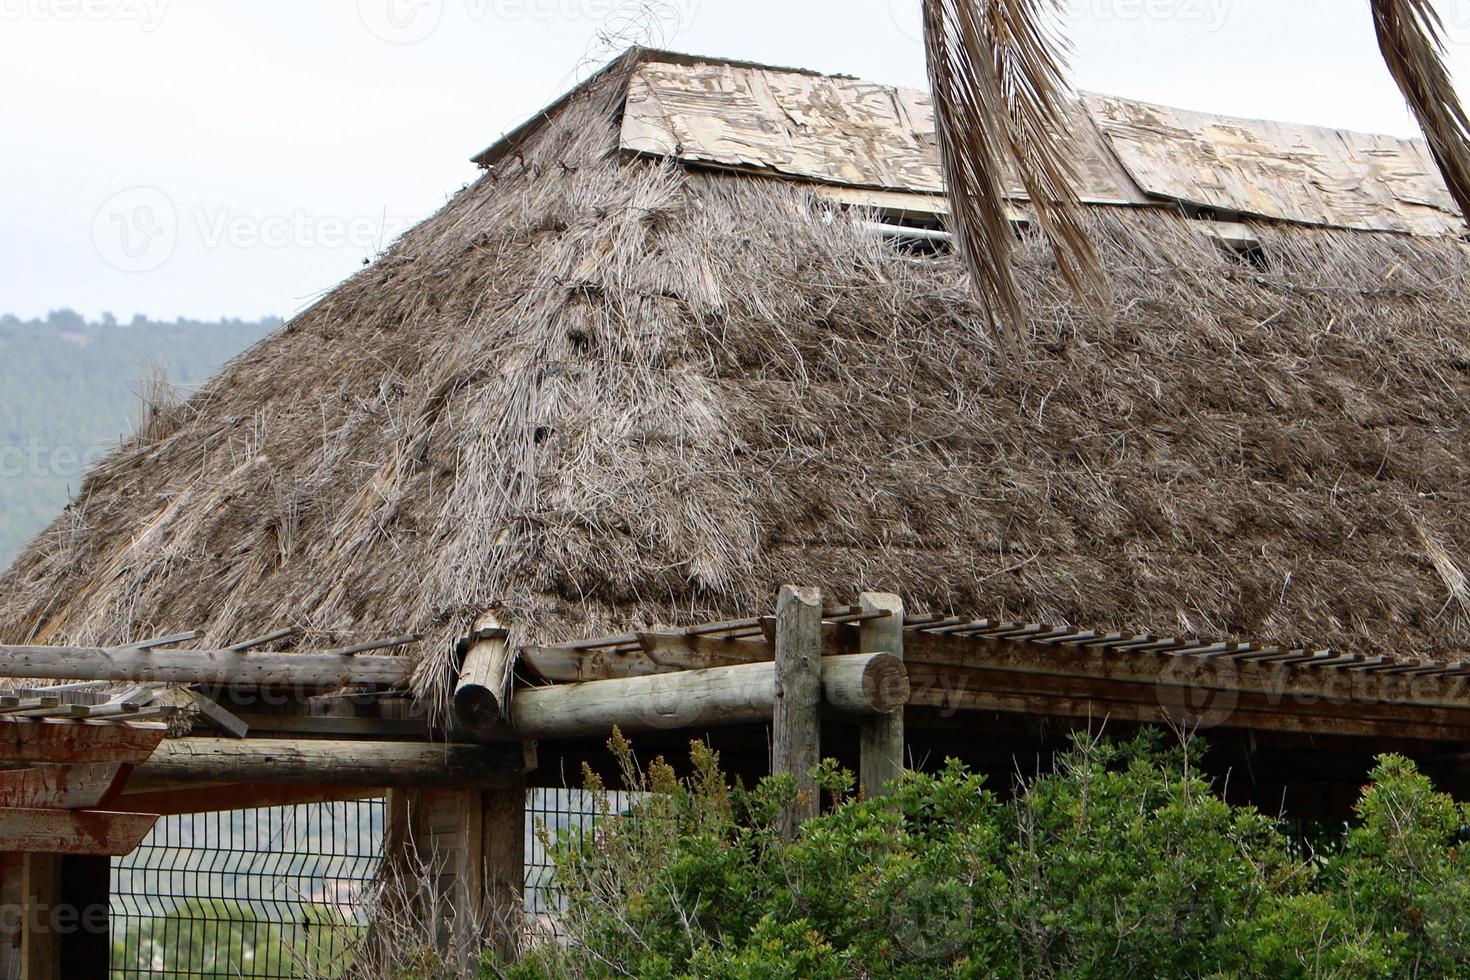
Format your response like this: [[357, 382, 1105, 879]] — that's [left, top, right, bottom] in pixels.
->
[[0, 310, 279, 570]]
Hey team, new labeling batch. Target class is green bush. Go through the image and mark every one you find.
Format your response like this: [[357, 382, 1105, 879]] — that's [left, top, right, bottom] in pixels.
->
[[485, 731, 1470, 979]]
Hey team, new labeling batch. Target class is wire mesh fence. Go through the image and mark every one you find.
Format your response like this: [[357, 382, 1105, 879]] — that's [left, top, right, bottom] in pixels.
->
[[109, 789, 636, 975], [111, 801, 386, 979], [525, 789, 636, 942]]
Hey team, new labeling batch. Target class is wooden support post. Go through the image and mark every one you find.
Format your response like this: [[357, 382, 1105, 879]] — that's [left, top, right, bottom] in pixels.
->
[[382, 780, 528, 969], [773, 585, 822, 836], [21, 853, 59, 980], [859, 593, 905, 797], [465, 780, 525, 963], [484, 783, 525, 962]]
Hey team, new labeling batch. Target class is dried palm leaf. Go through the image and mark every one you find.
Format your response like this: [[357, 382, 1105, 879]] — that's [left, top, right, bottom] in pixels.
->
[[1372, 0, 1470, 222], [923, 0, 1105, 349]]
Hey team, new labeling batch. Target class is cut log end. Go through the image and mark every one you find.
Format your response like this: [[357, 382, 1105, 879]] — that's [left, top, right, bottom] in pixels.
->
[[823, 651, 909, 714], [857, 652, 910, 714], [454, 613, 512, 734], [453, 685, 502, 731]]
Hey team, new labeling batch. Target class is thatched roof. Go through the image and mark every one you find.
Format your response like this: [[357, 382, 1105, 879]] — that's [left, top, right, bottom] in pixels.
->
[[5, 48, 1470, 707]]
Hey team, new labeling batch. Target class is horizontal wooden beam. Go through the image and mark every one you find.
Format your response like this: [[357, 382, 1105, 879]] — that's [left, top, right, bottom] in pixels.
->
[[909, 679, 1470, 743], [0, 720, 165, 764], [0, 809, 157, 856], [0, 764, 131, 810], [137, 738, 529, 788], [896, 630, 1470, 712], [119, 782, 382, 815], [0, 645, 412, 688], [508, 653, 908, 741], [523, 631, 853, 684]]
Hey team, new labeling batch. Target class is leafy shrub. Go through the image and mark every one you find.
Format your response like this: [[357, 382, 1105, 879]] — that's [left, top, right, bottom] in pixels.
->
[[479, 731, 1470, 979]]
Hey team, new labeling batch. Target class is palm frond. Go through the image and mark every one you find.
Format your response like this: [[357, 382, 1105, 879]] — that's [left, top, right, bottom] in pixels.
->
[[1372, 0, 1470, 222], [923, 0, 1104, 349]]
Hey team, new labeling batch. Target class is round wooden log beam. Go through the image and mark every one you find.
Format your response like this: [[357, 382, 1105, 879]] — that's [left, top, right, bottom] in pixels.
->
[[454, 612, 512, 731], [0, 644, 411, 688], [509, 652, 908, 741], [138, 738, 526, 788]]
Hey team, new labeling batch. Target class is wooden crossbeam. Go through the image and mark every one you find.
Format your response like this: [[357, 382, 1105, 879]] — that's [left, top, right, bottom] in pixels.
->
[[0, 809, 158, 856], [0, 764, 131, 810], [119, 782, 381, 816], [0, 720, 165, 764], [0, 645, 413, 687], [138, 738, 529, 788], [510, 652, 904, 740]]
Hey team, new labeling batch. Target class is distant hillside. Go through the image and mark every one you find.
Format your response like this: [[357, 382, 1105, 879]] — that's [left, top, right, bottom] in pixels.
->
[[0, 311, 279, 570]]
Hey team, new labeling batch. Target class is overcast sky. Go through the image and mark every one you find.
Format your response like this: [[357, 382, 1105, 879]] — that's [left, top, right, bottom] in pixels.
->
[[3, 0, 1469, 322]]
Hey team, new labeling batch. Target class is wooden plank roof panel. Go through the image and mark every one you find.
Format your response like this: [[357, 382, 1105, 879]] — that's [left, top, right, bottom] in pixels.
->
[[620, 58, 1461, 235], [621, 60, 1149, 206], [1083, 92, 1463, 234]]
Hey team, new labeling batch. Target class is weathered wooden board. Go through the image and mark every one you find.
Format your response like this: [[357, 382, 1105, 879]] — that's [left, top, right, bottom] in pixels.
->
[[1085, 92, 1462, 234], [0, 720, 164, 764], [0, 764, 131, 810], [906, 660, 1470, 743], [0, 809, 158, 856], [621, 60, 1148, 205], [896, 630, 1470, 712], [910, 682, 1470, 743]]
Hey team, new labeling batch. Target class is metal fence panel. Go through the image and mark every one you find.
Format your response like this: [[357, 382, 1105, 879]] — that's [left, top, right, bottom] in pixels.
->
[[110, 789, 635, 975]]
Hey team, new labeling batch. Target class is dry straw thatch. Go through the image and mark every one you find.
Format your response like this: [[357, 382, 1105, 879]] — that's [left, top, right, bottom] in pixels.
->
[[4, 51, 1470, 710]]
